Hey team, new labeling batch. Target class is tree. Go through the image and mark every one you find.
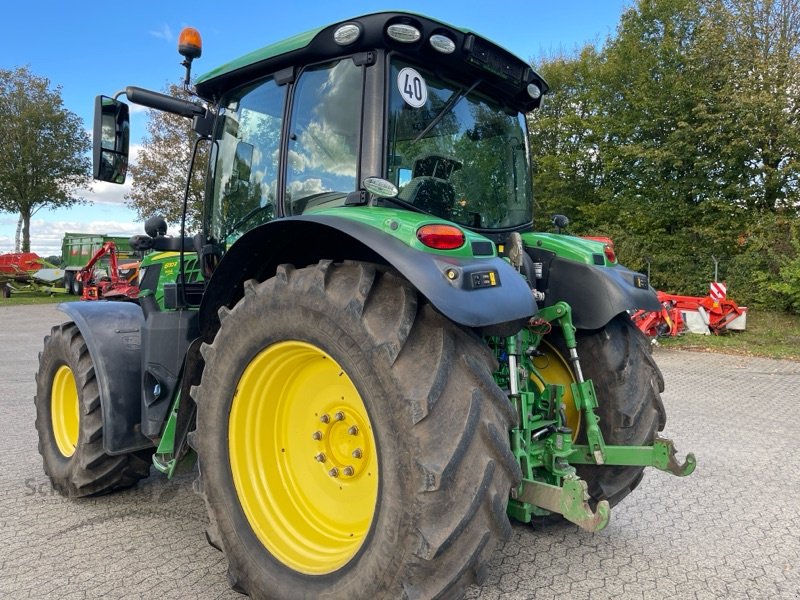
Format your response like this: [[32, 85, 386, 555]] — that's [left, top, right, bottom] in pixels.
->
[[0, 66, 91, 252], [529, 0, 800, 301], [528, 47, 608, 226], [695, 0, 800, 212], [126, 82, 208, 229]]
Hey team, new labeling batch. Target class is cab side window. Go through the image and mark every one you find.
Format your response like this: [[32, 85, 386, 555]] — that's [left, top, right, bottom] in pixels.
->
[[285, 59, 363, 214]]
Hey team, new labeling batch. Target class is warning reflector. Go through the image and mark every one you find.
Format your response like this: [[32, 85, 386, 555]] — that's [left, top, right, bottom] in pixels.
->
[[709, 281, 727, 301]]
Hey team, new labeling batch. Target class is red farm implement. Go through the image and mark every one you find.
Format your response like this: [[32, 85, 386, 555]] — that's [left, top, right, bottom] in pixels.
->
[[632, 285, 747, 337], [76, 241, 140, 301], [0, 252, 66, 297]]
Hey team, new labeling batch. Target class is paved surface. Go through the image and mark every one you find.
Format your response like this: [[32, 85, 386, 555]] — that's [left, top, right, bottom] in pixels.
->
[[1, 304, 799, 599]]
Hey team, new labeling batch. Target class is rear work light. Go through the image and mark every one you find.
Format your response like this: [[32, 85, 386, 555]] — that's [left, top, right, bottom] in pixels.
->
[[333, 23, 361, 45], [429, 34, 456, 54], [387, 23, 421, 43], [416, 224, 466, 250]]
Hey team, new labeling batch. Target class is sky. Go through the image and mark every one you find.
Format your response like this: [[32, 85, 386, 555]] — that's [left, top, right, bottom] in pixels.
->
[[0, 0, 631, 256]]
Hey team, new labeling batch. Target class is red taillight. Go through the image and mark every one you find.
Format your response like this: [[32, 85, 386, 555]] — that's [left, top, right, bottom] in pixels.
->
[[416, 224, 466, 250], [603, 244, 617, 263]]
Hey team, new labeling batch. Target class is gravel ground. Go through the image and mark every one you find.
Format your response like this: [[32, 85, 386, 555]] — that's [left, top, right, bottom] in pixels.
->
[[1, 304, 798, 599]]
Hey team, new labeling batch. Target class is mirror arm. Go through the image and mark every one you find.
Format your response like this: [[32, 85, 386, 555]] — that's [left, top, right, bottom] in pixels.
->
[[124, 86, 205, 119]]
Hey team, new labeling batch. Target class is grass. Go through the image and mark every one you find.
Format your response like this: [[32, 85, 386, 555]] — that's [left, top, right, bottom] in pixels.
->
[[656, 309, 800, 361], [0, 290, 77, 306]]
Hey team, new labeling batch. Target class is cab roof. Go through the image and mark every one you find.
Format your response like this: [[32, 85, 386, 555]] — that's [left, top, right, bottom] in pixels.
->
[[194, 11, 547, 111]]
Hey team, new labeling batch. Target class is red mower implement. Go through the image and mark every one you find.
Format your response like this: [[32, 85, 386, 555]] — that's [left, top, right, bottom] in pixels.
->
[[633, 286, 747, 337]]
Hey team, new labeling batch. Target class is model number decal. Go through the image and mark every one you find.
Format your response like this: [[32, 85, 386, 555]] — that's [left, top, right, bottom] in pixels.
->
[[397, 67, 428, 108]]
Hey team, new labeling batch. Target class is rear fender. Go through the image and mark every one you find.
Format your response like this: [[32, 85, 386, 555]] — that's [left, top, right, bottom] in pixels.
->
[[537, 254, 660, 330], [199, 215, 537, 339], [58, 302, 152, 454]]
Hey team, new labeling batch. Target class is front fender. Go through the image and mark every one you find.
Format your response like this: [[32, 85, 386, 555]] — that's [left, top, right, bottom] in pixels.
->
[[58, 301, 151, 454], [199, 215, 537, 338]]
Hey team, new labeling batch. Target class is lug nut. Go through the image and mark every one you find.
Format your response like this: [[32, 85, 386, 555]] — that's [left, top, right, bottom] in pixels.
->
[[312, 431, 323, 440], [328, 467, 339, 478], [352, 448, 362, 459], [343, 466, 354, 476], [334, 411, 345, 421], [347, 425, 359, 436], [315, 453, 326, 463], [320, 414, 330, 424]]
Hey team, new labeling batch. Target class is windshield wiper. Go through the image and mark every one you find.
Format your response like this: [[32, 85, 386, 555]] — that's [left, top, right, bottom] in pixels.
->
[[411, 79, 482, 145]]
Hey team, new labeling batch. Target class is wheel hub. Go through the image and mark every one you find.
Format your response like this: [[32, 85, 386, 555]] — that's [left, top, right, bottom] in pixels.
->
[[313, 409, 370, 478]]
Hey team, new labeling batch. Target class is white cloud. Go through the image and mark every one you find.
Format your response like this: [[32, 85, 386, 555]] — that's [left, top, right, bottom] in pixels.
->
[[72, 144, 143, 206], [149, 24, 174, 42], [75, 179, 132, 207], [0, 219, 144, 257]]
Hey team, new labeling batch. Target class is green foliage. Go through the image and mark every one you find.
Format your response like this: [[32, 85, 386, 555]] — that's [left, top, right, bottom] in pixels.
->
[[728, 212, 800, 313], [0, 66, 91, 252], [529, 0, 800, 310]]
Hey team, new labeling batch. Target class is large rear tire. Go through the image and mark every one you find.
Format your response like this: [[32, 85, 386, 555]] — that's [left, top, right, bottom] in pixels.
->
[[544, 313, 666, 508], [191, 261, 521, 599], [34, 322, 152, 497]]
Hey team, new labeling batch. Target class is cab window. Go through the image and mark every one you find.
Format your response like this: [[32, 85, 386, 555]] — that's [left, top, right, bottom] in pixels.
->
[[284, 59, 363, 214]]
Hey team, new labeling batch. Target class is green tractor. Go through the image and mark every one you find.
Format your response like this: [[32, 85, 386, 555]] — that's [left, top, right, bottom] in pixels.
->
[[35, 13, 694, 599]]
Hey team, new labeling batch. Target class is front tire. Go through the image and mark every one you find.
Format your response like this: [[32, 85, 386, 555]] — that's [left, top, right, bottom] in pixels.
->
[[192, 261, 521, 599], [34, 322, 151, 497]]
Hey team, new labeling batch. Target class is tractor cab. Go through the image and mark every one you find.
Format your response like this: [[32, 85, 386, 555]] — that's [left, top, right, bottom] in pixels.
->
[[193, 13, 545, 249]]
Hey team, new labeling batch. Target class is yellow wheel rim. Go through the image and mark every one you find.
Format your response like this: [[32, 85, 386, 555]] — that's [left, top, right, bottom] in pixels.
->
[[51, 365, 80, 457], [529, 340, 581, 439], [229, 341, 379, 575]]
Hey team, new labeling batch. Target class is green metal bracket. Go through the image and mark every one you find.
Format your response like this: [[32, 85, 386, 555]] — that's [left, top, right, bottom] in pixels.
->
[[569, 437, 697, 476], [529, 302, 608, 464], [501, 300, 695, 529], [152, 395, 179, 476], [516, 476, 610, 532], [571, 379, 607, 464]]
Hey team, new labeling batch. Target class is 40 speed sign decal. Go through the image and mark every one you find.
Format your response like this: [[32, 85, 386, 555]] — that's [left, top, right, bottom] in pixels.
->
[[397, 67, 428, 108]]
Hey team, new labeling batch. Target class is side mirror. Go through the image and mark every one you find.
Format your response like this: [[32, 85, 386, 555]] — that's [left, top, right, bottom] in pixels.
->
[[93, 96, 130, 184]]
